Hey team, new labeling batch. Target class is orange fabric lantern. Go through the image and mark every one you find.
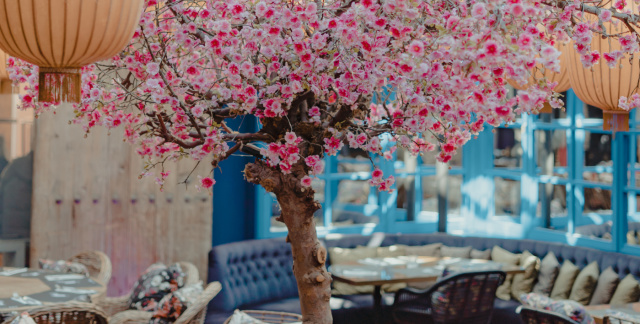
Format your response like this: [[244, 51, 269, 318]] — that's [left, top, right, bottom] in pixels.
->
[[508, 43, 571, 114], [0, 50, 9, 82], [567, 9, 640, 131], [0, 0, 144, 103]]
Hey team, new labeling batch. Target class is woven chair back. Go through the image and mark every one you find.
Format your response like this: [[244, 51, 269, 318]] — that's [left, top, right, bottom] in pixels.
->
[[425, 270, 506, 324]]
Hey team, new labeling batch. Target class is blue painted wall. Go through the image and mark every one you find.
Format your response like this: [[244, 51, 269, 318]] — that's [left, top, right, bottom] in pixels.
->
[[211, 116, 258, 246]]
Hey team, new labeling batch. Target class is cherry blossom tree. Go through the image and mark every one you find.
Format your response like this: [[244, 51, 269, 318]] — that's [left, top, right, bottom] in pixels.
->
[[8, 0, 640, 322]]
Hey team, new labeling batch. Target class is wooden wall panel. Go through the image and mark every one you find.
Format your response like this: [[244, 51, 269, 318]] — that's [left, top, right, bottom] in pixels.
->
[[31, 105, 213, 295]]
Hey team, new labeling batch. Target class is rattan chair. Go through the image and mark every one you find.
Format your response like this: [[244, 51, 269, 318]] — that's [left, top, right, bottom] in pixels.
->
[[223, 310, 303, 324], [108, 281, 221, 324], [95, 261, 199, 317], [604, 314, 640, 324], [517, 306, 580, 324], [0, 303, 108, 324], [68, 251, 112, 286], [392, 270, 506, 324]]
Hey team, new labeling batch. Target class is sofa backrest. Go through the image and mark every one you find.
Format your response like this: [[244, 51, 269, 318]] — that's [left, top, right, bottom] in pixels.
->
[[208, 237, 298, 312], [323, 233, 640, 281]]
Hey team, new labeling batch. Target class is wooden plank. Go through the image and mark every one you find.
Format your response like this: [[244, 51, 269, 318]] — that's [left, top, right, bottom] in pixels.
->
[[31, 107, 213, 295]]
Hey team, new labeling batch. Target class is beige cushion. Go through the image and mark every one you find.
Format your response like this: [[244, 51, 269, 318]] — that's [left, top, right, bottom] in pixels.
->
[[610, 274, 640, 305], [532, 252, 561, 296], [405, 243, 442, 257], [441, 246, 472, 258], [550, 260, 580, 300], [511, 251, 540, 301], [491, 246, 520, 300], [569, 261, 599, 305], [329, 246, 377, 295], [471, 249, 492, 260], [589, 267, 620, 305], [377, 245, 407, 258]]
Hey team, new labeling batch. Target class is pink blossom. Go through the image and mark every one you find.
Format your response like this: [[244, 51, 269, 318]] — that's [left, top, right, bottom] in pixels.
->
[[301, 176, 312, 187], [201, 177, 215, 189]]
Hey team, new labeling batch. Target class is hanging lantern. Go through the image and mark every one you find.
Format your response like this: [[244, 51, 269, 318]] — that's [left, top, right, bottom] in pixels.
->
[[0, 0, 144, 103], [508, 43, 571, 114], [567, 7, 640, 131], [0, 50, 9, 82]]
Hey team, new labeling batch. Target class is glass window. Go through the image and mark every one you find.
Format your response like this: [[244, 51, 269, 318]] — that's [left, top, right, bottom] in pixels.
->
[[494, 128, 522, 169], [583, 131, 612, 184], [494, 177, 520, 216], [535, 129, 568, 177]]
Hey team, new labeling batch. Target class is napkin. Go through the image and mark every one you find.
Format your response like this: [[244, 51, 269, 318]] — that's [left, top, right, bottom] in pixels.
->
[[0, 268, 27, 276], [45, 274, 85, 281], [54, 286, 97, 295]]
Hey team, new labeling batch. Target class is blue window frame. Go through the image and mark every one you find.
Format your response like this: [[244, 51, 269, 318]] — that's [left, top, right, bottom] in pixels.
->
[[254, 89, 640, 256]]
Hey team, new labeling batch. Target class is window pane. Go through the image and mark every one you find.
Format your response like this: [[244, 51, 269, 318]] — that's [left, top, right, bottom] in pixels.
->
[[576, 187, 612, 241], [421, 175, 438, 217], [536, 183, 568, 231], [495, 177, 520, 216], [336, 179, 371, 205], [583, 131, 612, 184], [494, 128, 522, 168], [535, 129, 568, 177], [337, 148, 371, 173], [628, 193, 640, 246]]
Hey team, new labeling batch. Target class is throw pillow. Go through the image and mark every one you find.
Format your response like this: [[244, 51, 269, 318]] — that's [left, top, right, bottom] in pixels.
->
[[377, 245, 407, 258], [441, 246, 472, 258], [128, 263, 186, 311], [150, 282, 204, 324], [329, 246, 378, 295], [610, 274, 640, 305], [589, 267, 620, 305], [520, 292, 554, 309], [471, 249, 492, 260], [550, 260, 580, 300], [511, 251, 540, 301], [405, 243, 442, 257], [548, 300, 596, 324], [533, 252, 561, 296], [491, 246, 521, 300], [569, 262, 600, 305], [38, 259, 89, 276]]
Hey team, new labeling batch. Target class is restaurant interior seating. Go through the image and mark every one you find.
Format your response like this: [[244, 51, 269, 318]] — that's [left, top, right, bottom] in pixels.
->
[[206, 232, 640, 324]]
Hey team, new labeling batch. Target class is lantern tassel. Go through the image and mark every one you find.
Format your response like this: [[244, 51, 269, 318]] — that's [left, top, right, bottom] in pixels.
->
[[539, 102, 553, 114], [38, 67, 81, 104], [603, 111, 629, 132]]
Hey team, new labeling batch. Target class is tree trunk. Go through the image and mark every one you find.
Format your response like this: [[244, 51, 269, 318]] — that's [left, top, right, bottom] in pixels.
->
[[244, 161, 333, 324]]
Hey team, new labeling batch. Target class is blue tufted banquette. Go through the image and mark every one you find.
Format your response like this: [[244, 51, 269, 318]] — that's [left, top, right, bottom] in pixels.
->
[[206, 233, 640, 324]]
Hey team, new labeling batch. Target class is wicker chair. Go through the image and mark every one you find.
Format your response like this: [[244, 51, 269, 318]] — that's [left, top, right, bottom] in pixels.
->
[[0, 303, 108, 324], [108, 282, 221, 324], [517, 306, 580, 324], [391, 270, 506, 324], [604, 314, 640, 324], [68, 251, 112, 286], [223, 310, 303, 324], [95, 261, 199, 317]]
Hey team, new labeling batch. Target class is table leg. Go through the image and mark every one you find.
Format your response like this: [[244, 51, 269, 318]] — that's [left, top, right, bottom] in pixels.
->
[[373, 285, 382, 324]]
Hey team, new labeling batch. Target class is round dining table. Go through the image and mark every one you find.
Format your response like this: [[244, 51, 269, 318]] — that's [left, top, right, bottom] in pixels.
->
[[0, 267, 105, 315]]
